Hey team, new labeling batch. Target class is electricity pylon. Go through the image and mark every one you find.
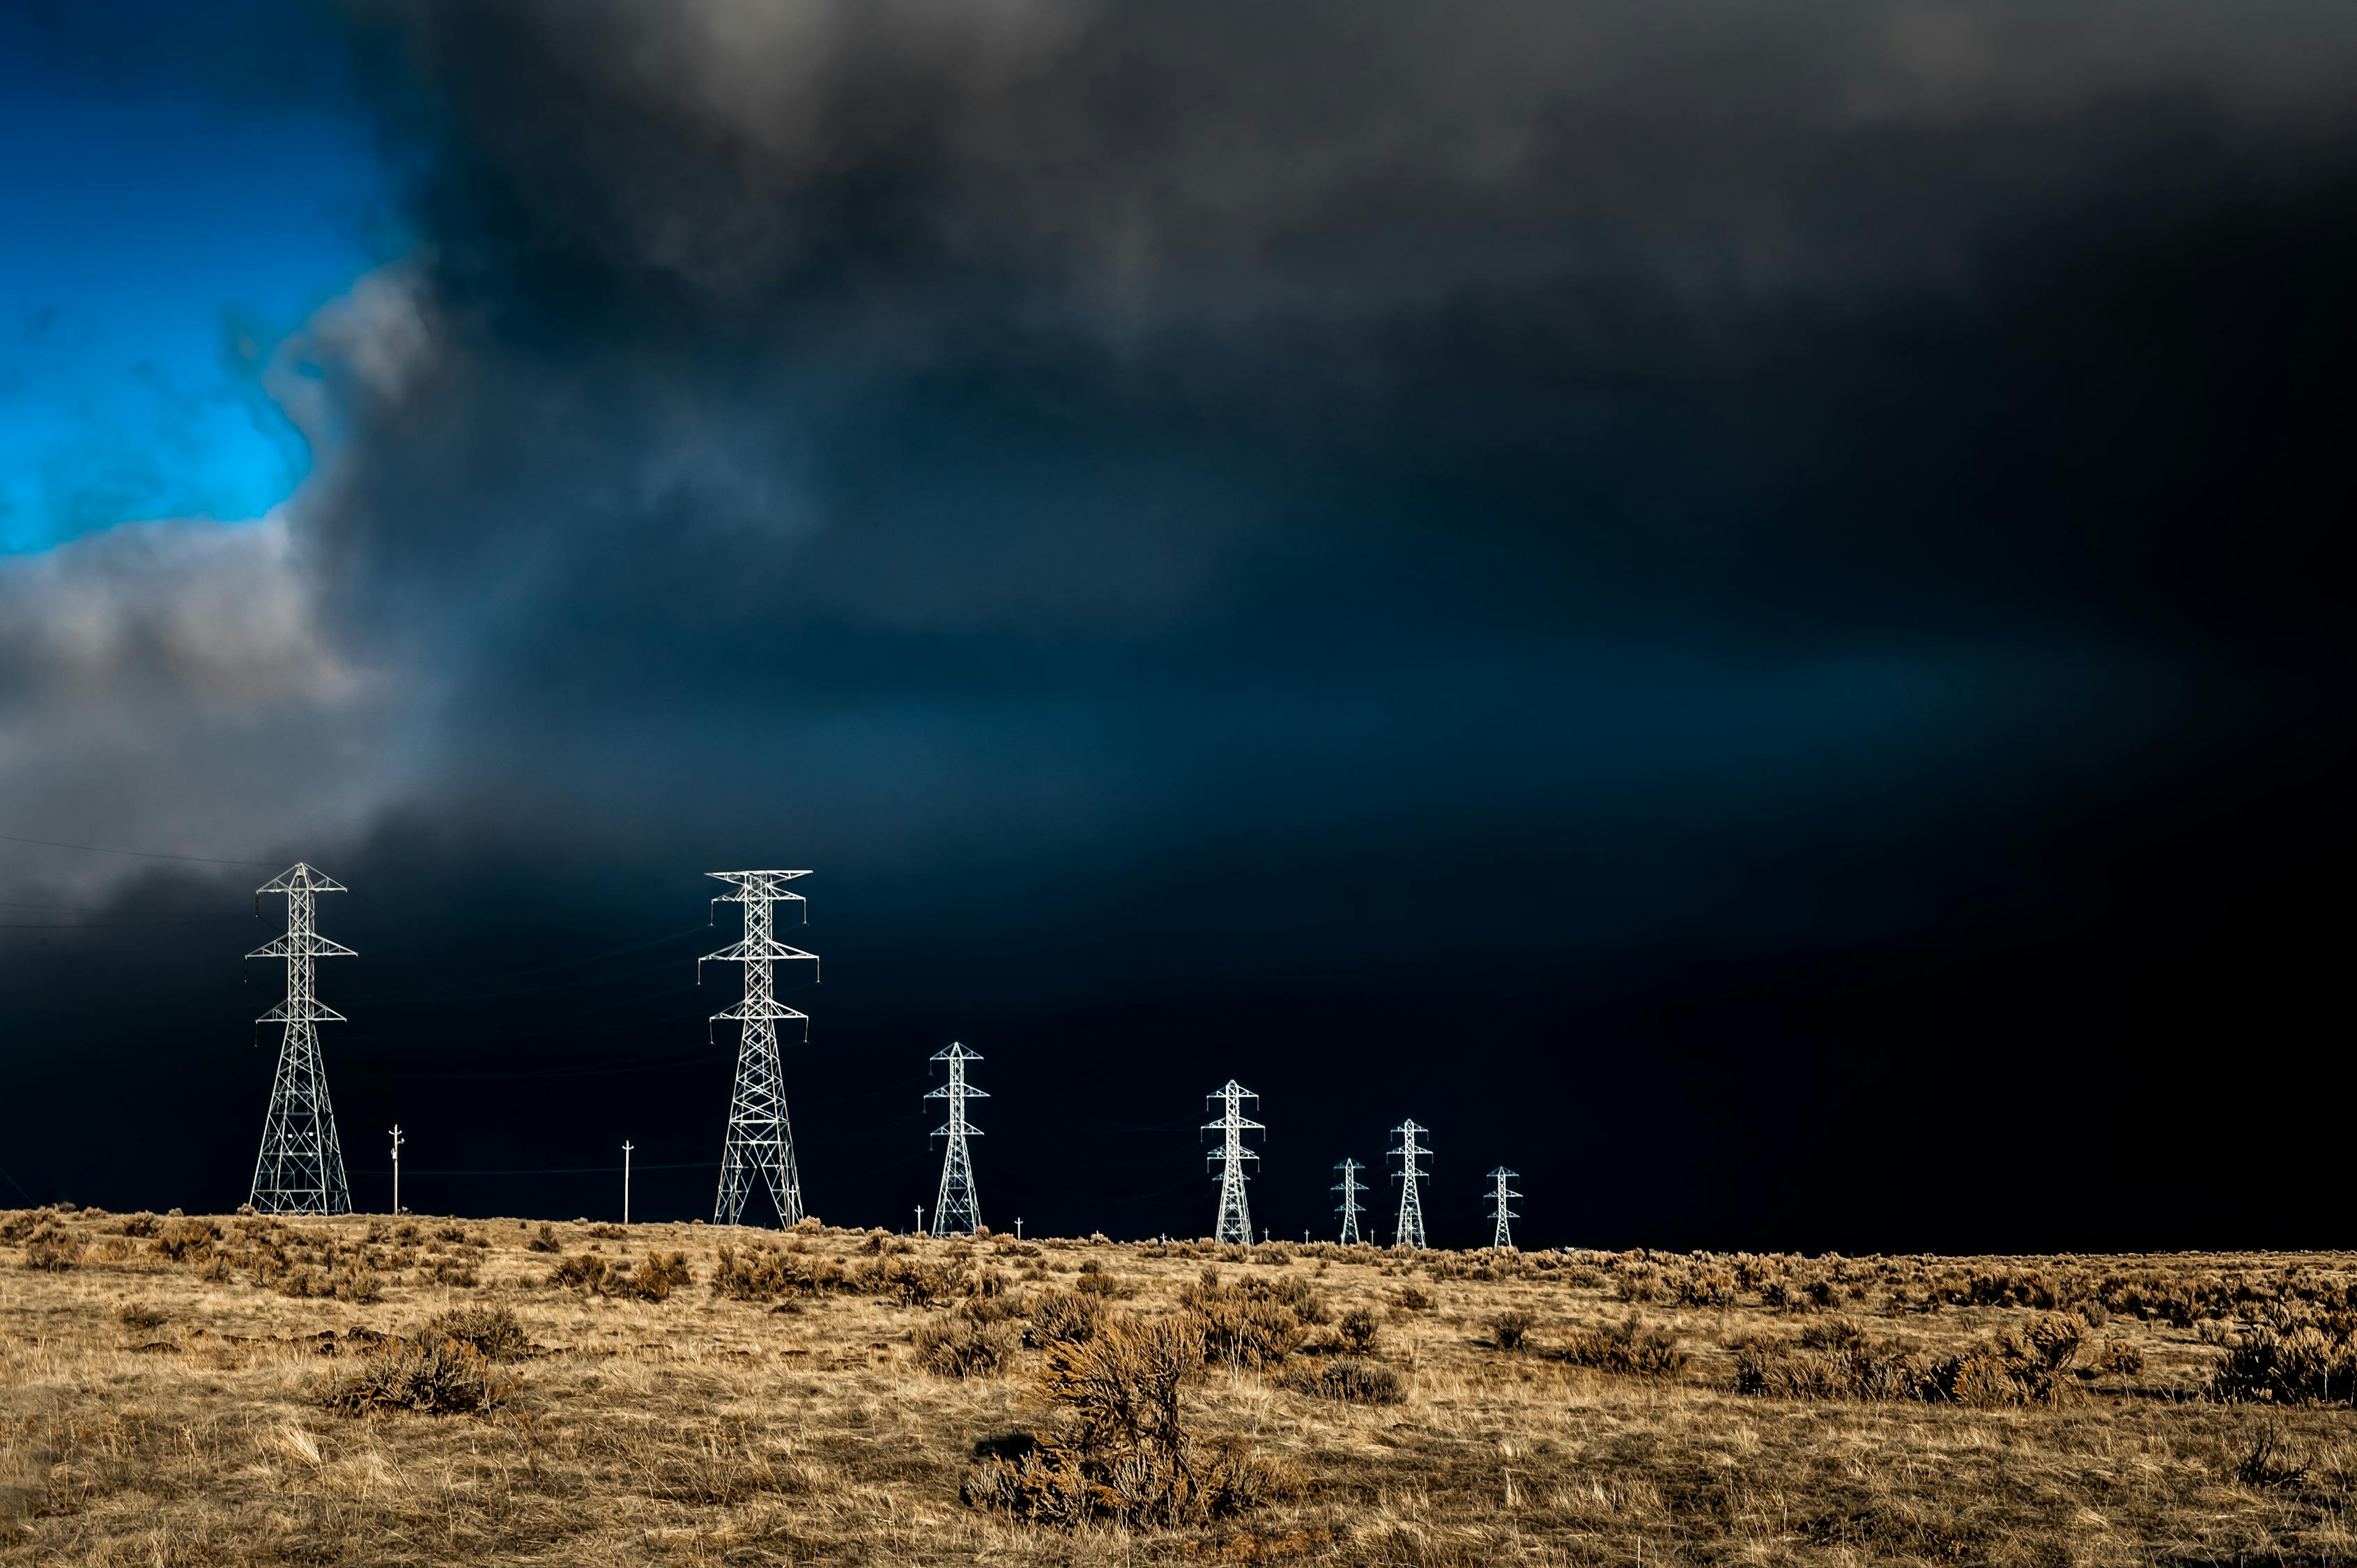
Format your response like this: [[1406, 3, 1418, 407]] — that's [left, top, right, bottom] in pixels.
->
[[1333, 1158, 1366, 1245], [247, 863, 354, 1215], [928, 1041, 986, 1236], [1487, 1166, 1521, 1250], [1204, 1079, 1262, 1245], [702, 870, 820, 1227], [1389, 1119, 1431, 1250]]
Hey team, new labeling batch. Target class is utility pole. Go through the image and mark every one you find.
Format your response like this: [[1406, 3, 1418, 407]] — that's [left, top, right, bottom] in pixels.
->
[[1202, 1080, 1262, 1245], [915, 1206, 924, 1235], [1487, 1166, 1521, 1250], [388, 1125, 404, 1215], [1015, 1217, 1023, 1240], [928, 1042, 986, 1236], [622, 1140, 635, 1226], [702, 870, 819, 1227], [248, 863, 355, 1215], [1389, 1120, 1431, 1250], [1333, 1157, 1366, 1245]]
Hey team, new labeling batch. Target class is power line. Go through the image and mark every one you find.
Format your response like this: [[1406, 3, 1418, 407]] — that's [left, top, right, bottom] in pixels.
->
[[0, 831, 278, 868]]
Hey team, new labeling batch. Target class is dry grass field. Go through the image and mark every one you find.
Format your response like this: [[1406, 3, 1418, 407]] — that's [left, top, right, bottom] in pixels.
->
[[2, 1206, 2354, 1565]]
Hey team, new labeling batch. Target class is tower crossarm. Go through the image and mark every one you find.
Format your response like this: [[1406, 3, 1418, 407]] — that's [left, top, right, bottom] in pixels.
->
[[247, 932, 357, 961], [256, 1000, 346, 1025]]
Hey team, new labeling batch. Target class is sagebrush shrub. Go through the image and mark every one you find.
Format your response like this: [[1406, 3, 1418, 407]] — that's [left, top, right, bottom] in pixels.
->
[[915, 1318, 1018, 1378], [1337, 1307, 1381, 1355], [1024, 1290, 1105, 1348], [1282, 1358, 1405, 1404], [2210, 1322, 2357, 1406], [150, 1217, 220, 1264], [1491, 1309, 1536, 1351], [963, 1314, 1291, 1528], [23, 1227, 83, 1272], [319, 1335, 512, 1417], [1558, 1317, 1687, 1378], [427, 1305, 530, 1361]]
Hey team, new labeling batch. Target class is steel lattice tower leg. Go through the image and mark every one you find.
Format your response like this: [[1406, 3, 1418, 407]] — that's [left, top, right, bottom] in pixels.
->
[[247, 863, 355, 1215], [1390, 1119, 1431, 1250], [928, 1041, 987, 1236], [1487, 1166, 1521, 1250], [703, 870, 820, 1227], [1333, 1158, 1366, 1245], [1203, 1079, 1262, 1245]]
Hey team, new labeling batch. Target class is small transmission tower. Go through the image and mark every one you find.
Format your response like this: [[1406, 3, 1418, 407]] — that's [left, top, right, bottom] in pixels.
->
[[702, 870, 820, 1227], [1204, 1079, 1262, 1245], [1487, 1166, 1521, 1250], [1333, 1158, 1366, 1245], [928, 1041, 987, 1236], [247, 863, 354, 1215], [1389, 1119, 1431, 1250]]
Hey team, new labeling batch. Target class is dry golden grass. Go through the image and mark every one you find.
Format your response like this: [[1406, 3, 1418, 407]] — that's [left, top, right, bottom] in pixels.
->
[[3, 1206, 2355, 1565]]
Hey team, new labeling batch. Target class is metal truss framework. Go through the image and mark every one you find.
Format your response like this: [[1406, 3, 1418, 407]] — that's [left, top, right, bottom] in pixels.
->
[[248, 863, 354, 1215], [1487, 1165, 1521, 1251], [1390, 1119, 1431, 1250], [928, 1041, 987, 1236], [703, 870, 820, 1227], [1204, 1079, 1262, 1245], [1333, 1157, 1367, 1245]]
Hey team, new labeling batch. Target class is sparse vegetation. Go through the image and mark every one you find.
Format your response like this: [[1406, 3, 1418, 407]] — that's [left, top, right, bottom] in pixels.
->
[[3, 1206, 2356, 1563]]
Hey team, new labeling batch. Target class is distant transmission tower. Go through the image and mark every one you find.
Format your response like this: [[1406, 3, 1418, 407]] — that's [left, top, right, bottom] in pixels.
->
[[702, 870, 820, 1227], [1333, 1158, 1366, 1245], [928, 1041, 987, 1236], [1389, 1120, 1431, 1250], [247, 863, 354, 1215], [1204, 1080, 1262, 1245], [1487, 1166, 1521, 1250]]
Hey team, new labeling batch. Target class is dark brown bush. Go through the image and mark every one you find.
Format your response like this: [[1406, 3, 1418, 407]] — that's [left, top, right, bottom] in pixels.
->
[[23, 1227, 84, 1272], [914, 1318, 1018, 1378], [2092, 1336, 2146, 1376], [427, 1305, 530, 1360], [1337, 1306, 1381, 1355], [1189, 1295, 1307, 1368], [319, 1335, 513, 1416], [1024, 1290, 1105, 1347], [549, 1253, 607, 1291], [962, 1315, 1291, 1528], [1558, 1316, 1687, 1379], [2209, 1323, 2357, 1406], [1282, 1358, 1405, 1404], [525, 1222, 561, 1254], [1734, 1314, 2087, 1406], [150, 1217, 221, 1263], [1491, 1309, 1536, 1352], [621, 1251, 694, 1302]]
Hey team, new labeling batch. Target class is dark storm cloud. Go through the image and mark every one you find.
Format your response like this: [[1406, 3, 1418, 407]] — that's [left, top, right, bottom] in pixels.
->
[[299, 0, 2355, 938]]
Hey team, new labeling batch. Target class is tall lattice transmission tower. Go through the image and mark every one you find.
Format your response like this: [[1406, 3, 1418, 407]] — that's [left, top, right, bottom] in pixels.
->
[[1204, 1080, 1262, 1245], [247, 863, 354, 1215], [701, 870, 820, 1227], [1389, 1120, 1431, 1250], [1487, 1166, 1521, 1250], [1333, 1158, 1366, 1245], [928, 1041, 987, 1236]]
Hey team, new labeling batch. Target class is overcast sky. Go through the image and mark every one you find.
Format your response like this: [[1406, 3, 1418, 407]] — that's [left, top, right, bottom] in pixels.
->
[[1, 0, 2351, 1247]]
